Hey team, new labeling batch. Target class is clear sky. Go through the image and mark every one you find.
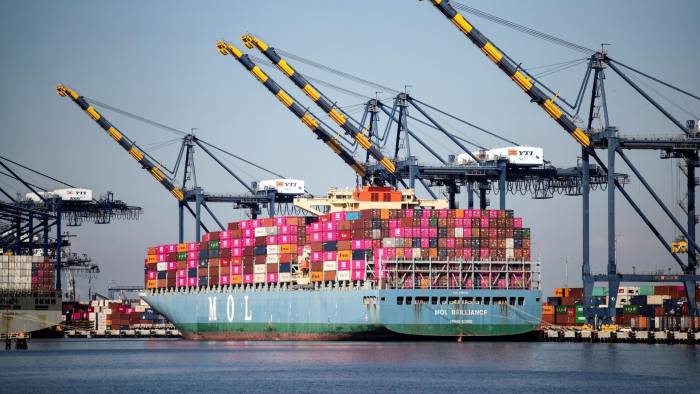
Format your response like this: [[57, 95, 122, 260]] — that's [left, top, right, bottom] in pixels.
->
[[1, 0, 699, 298]]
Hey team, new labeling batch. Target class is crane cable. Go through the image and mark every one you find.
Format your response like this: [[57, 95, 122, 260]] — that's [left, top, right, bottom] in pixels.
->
[[451, 2, 595, 55]]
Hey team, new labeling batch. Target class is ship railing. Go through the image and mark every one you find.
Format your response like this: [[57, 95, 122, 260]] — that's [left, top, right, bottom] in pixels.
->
[[378, 258, 537, 291]]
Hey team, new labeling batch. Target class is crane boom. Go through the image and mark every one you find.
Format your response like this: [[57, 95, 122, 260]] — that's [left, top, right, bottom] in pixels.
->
[[56, 84, 185, 201], [216, 41, 367, 177], [427, 0, 590, 148], [240, 34, 397, 173]]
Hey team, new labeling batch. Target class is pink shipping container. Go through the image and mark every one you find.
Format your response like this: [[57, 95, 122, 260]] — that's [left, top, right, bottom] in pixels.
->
[[323, 232, 337, 241], [332, 212, 345, 221], [157, 253, 167, 262], [232, 264, 242, 275], [177, 278, 187, 287], [243, 274, 254, 284], [167, 262, 177, 270], [352, 260, 365, 270], [187, 277, 197, 286], [274, 217, 286, 226], [243, 238, 255, 247], [481, 249, 490, 258], [422, 210, 432, 218], [480, 218, 490, 227], [239, 220, 250, 229], [352, 240, 363, 250], [220, 275, 230, 285], [187, 242, 199, 251], [220, 239, 230, 248], [157, 245, 166, 254], [232, 238, 242, 247], [267, 235, 277, 245], [438, 209, 449, 218], [232, 248, 242, 257], [392, 228, 403, 237], [311, 232, 322, 242], [324, 251, 337, 261], [252, 219, 262, 228], [267, 273, 278, 283], [243, 228, 254, 238], [403, 209, 414, 218], [338, 260, 351, 270], [514, 218, 523, 228], [324, 222, 337, 231], [147, 271, 157, 280], [311, 222, 322, 232], [421, 238, 430, 248], [187, 260, 197, 269], [202, 233, 211, 242], [403, 248, 413, 259], [177, 270, 187, 278], [311, 251, 323, 262]]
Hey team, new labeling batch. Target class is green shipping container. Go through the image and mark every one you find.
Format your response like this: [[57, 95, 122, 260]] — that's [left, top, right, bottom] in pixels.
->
[[555, 305, 569, 315], [592, 287, 609, 296], [177, 252, 187, 261], [575, 306, 584, 315], [623, 304, 640, 314], [209, 240, 220, 250], [576, 316, 586, 324], [638, 286, 654, 296]]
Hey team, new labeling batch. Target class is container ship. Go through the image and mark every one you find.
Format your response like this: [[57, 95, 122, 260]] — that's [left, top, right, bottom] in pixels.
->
[[141, 187, 542, 340]]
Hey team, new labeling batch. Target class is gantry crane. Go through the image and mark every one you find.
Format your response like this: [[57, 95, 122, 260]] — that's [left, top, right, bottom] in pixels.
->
[[426, 0, 700, 317], [56, 84, 289, 242], [240, 34, 397, 177]]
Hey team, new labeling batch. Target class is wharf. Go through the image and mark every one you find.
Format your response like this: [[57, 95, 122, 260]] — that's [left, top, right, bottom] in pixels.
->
[[540, 329, 696, 344]]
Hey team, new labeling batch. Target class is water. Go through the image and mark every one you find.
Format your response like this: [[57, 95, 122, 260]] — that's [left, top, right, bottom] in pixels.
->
[[0, 339, 698, 393]]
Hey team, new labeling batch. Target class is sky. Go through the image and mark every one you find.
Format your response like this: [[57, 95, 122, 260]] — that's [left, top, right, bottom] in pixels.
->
[[1, 0, 699, 299]]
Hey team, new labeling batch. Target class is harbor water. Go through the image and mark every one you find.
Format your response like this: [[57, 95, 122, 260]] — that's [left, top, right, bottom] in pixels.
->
[[0, 339, 698, 393]]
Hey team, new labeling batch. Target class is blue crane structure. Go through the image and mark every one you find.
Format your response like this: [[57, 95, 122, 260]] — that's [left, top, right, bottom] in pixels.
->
[[426, 0, 700, 318]]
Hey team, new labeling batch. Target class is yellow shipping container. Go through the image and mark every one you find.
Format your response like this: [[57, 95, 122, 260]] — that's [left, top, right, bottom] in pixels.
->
[[280, 244, 293, 254], [337, 250, 352, 260]]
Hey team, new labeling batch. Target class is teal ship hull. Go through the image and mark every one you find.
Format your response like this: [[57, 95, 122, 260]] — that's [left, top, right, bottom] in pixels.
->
[[142, 288, 542, 340]]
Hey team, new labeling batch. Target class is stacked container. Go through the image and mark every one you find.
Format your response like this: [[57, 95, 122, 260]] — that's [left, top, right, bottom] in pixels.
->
[[145, 209, 532, 290], [0, 255, 55, 293]]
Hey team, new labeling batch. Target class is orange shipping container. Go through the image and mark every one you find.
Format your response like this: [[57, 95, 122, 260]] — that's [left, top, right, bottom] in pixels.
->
[[542, 304, 555, 315], [231, 275, 242, 284], [147, 255, 157, 263], [146, 280, 156, 289], [337, 250, 352, 260], [280, 244, 293, 254], [177, 243, 187, 253], [147, 247, 156, 255], [323, 271, 336, 281], [310, 271, 323, 282]]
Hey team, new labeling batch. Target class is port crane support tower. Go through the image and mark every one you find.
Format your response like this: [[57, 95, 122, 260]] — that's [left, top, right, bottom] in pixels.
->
[[426, 0, 700, 317]]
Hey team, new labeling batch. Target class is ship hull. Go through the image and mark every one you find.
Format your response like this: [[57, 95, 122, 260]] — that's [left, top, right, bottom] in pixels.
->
[[142, 288, 541, 340]]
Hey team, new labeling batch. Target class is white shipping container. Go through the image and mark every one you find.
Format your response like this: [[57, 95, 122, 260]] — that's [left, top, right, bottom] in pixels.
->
[[265, 226, 279, 236], [454, 227, 463, 238], [254, 227, 268, 237], [323, 261, 337, 271], [382, 238, 396, 248], [278, 273, 291, 282], [156, 262, 168, 271], [254, 264, 267, 274], [266, 254, 280, 264], [647, 295, 670, 305], [253, 273, 266, 283], [506, 238, 514, 249], [266, 245, 280, 255], [505, 248, 514, 259], [336, 271, 351, 281]]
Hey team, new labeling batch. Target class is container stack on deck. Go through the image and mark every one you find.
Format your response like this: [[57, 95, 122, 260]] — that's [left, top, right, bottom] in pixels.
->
[[145, 208, 532, 290], [542, 285, 700, 330], [0, 255, 55, 293]]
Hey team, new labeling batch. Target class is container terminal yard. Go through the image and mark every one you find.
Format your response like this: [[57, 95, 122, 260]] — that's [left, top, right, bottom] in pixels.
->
[[2, 0, 700, 350]]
